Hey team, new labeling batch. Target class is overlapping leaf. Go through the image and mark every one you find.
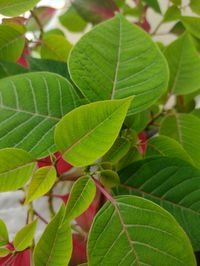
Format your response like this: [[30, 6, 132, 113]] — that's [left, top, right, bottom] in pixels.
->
[[69, 14, 169, 115], [0, 148, 35, 192], [160, 113, 200, 168], [164, 33, 200, 95], [116, 157, 200, 250], [55, 97, 132, 166], [0, 72, 80, 158], [34, 205, 72, 266], [88, 195, 196, 265], [0, 219, 9, 246], [0, 0, 39, 16]]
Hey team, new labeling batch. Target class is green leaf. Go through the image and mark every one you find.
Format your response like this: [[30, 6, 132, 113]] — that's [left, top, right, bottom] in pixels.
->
[[0, 60, 27, 79], [13, 220, 37, 252], [64, 176, 96, 222], [0, 72, 80, 158], [142, 0, 161, 13], [170, 0, 181, 5], [34, 205, 72, 266], [160, 113, 200, 168], [0, 24, 25, 62], [55, 97, 132, 167], [69, 14, 169, 115], [0, 247, 10, 257], [0, 0, 39, 16], [0, 219, 9, 246], [59, 6, 87, 32], [102, 137, 130, 164], [25, 166, 57, 204], [88, 195, 196, 265], [146, 135, 194, 164], [99, 170, 120, 188], [41, 35, 72, 62], [164, 33, 200, 95], [182, 16, 200, 39], [0, 148, 35, 192], [163, 5, 181, 22], [116, 157, 200, 250], [190, 0, 200, 15], [124, 110, 149, 133]]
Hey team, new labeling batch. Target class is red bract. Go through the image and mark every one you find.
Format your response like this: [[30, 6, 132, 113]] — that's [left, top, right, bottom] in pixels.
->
[[16, 47, 30, 68], [37, 152, 73, 176], [69, 234, 87, 266], [138, 131, 147, 155], [0, 243, 30, 266]]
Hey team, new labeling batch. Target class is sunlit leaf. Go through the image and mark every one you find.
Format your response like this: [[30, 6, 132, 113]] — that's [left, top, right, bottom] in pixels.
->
[[0, 219, 9, 246], [0, 0, 39, 16]]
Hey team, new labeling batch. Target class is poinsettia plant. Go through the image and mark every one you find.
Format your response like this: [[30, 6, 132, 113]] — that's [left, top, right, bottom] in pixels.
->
[[0, 0, 200, 265]]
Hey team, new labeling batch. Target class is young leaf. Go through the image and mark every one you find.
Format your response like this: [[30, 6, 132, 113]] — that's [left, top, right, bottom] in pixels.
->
[[163, 5, 181, 22], [99, 170, 120, 188], [164, 33, 200, 95], [64, 176, 96, 222], [55, 97, 132, 167], [160, 113, 200, 168], [116, 157, 200, 250], [0, 148, 35, 192], [34, 205, 72, 266], [0, 248, 10, 257], [0, 0, 39, 16], [0, 219, 9, 246], [142, 0, 161, 13], [25, 166, 57, 204], [0, 24, 25, 62], [0, 72, 80, 158], [13, 220, 37, 252], [69, 14, 169, 115], [41, 34, 72, 62], [88, 195, 196, 265], [146, 135, 194, 164]]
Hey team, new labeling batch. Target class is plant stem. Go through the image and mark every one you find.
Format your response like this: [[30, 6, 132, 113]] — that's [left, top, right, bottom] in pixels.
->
[[30, 9, 43, 39], [71, 224, 87, 239], [34, 210, 48, 224]]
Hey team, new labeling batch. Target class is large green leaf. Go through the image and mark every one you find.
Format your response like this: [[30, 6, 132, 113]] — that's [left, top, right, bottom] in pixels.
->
[[41, 35, 72, 62], [0, 0, 39, 16], [0, 72, 80, 158], [55, 97, 132, 167], [88, 195, 196, 265], [160, 113, 200, 168], [0, 24, 25, 62], [69, 14, 169, 115], [164, 33, 200, 95], [190, 0, 200, 15], [13, 220, 37, 252], [0, 148, 35, 192], [0, 219, 9, 246], [25, 166, 57, 204], [34, 205, 72, 266], [116, 157, 200, 250], [0, 60, 27, 79], [146, 135, 193, 164], [64, 176, 96, 222]]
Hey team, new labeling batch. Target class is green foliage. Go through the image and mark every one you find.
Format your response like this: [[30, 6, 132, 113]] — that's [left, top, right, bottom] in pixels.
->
[[88, 195, 196, 265], [69, 14, 169, 115], [34, 205, 72, 266], [25, 166, 57, 204], [41, 34, 72, 62], [0, 0, 39, 16], [0, 148, 35, 192], [55, 98, 132, 166], [64, 176, 96, 222], [0, 24, 25, 62], [0, 1, 200, 265], [160, 113, 200, 168], [13, 220, 37, 251], [0, 219, 9, 246], [116, 157, 200, 250], [0, 72, 80, 157], [164, 33, 200, 95]]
